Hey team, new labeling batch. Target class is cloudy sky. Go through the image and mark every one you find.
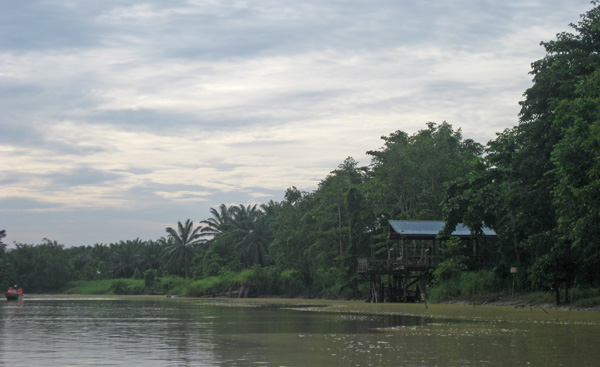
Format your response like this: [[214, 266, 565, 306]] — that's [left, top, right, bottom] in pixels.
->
[[0, 0, 592, 247]]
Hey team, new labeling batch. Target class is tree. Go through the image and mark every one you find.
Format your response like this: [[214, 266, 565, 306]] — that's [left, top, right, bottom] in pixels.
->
[[366, 122, 483, 222], [200, 204, 237, 238], [233, 207, 273, 267], [551, 57, 600, 286], [199, 204, 243, 276], [140, 240, 166, 274], [518, 3, 600, 291], [443, 3, 600, 297], [7, 239, 73, 292], [270, 188, 315, 287], [110, 239, 143, 278], [0, 230, 8, 288], [162, 219, 203, 277], [300, 157, 370, 294]]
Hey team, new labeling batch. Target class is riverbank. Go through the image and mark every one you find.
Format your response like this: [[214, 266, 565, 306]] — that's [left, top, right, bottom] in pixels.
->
[[62, 278, 600, 311], [22, 293, 600, 324], [438, 292, 600, 311], [185, 297, 600, 325]]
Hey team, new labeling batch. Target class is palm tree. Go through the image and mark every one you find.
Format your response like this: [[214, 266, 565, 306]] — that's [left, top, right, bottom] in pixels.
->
[[200, 204, 236, 238], [200, 203, 277, 268], [234, 212, 273, 267], [91, 243, 111, 264], [140, 240, 165, 273], [109, 239, 144, 278], [230, 204, 275, 267], [162, 219, 203, 277]]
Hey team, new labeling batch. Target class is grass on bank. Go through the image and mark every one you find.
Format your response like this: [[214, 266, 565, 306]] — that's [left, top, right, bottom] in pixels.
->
[[63, 268, 600, 309], [65, 276, 191, 296], [427, 269, 600, 308]]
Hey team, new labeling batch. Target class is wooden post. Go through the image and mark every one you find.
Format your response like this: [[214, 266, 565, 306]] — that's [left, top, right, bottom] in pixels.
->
[[511, 267, 518, 297]]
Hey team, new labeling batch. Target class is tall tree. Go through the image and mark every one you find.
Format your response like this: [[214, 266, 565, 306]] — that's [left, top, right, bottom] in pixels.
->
[[232, 205, 274, 267], [7, 239, 73, 292], [200, 204, 237, 238], [270, 187, 315, 286], [0, 230, 8, 289], [110, 239, 143, 278], [366, 122, 482, 222], [443, 3, 600, 299], [301, 157, 370, 294], [547, 6, 600, 287], [162, 219, 203, 278]]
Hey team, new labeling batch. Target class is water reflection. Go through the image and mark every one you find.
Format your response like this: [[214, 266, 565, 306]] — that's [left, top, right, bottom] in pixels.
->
[[1, 297, 599, 366]]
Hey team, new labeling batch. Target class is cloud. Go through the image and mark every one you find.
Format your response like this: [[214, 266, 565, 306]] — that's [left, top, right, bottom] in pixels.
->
[[153, 190, 211, 202]]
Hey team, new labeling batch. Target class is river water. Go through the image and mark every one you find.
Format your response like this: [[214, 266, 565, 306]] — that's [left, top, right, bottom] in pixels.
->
[[1, 296, 599, 366]]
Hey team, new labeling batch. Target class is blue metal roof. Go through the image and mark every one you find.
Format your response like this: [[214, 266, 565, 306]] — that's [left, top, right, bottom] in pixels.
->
[[388, 220, 496, 240]]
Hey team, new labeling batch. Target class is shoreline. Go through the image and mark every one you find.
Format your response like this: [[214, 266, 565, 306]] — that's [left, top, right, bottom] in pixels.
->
[[13, 294, 600, 323]]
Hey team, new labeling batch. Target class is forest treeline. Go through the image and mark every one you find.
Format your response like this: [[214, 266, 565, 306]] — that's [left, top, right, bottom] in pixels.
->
[[1, 5, 599, 304]]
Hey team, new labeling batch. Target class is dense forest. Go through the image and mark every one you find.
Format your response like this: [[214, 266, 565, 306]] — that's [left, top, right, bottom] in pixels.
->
[[2, 5, 599, 304]]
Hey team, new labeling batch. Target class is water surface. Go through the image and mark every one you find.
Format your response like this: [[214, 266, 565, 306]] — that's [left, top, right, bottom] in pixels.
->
[[1, 296, 598, 366]]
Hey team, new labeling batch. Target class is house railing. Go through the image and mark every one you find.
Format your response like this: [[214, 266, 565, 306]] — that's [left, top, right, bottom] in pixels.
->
[[358, 254, 484, 273]]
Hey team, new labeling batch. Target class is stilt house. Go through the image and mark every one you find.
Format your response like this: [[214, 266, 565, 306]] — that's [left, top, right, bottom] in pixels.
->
[[358, 220, 497, 303]]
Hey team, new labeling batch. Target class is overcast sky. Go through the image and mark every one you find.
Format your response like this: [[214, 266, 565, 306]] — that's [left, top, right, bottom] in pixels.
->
[[0, 0, 593, 247]]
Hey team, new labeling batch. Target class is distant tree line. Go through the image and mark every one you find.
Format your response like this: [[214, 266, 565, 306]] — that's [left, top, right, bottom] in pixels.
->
[[1, 5, 598, 302]]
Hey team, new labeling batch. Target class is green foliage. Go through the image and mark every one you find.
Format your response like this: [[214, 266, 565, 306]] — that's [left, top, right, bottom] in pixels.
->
[[162, 219, 204, 278], [459, 270, 501, 295], [433, 238, 468, 283], [570, 286, 600, 308], [184, 267, 305, 297], [429, 270, 503, 302], [64, 279, 115, 295], [367, 122, 483, 222], [66, 278, 146, 295], [200, 203, 278, 269], [110, 239, 143, 278], [157, 276, 191, 295], [279, 269, 304, 296], [144, 269, 157, 288], [428, 277, 461, 301], [197, 236, 243, 277], [185, 268, 255, 297], [433, 258, 466, 283], [110, 279, 129, 295], [4, 240, 74, 292], [442, 3, 600, 296]]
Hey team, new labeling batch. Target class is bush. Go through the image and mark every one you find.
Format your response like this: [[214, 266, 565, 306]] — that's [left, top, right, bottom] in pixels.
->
[[158, 276, 190, 295], [571, 286, 600, 308], [184, 266, 287, 297], [279, 269, 304, 296], [64, 280, 114, 294], [428, 270, 503, 302], [133, 268, 143, 280], [460, 270, 501, 295], [185, 276, 227, 297], [312, 267, 338, 293], [249, 266, 280, 295], [573, 297, 600, 308], [144, 269, 157, 288], [110, 280, 128, 295], [428, 277, 462, 301]]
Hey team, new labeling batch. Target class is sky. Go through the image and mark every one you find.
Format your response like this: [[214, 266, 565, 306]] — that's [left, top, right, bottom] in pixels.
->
[[0, 0, 593, 247]]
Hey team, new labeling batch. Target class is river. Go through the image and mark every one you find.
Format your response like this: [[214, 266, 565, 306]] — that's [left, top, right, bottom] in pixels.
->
[[1, 296, 599, 366]]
